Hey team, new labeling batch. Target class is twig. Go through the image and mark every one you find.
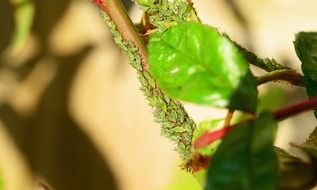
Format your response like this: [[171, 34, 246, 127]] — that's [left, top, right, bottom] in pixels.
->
[[194, 96, 317, 149], [193, 127, 232, 149], [237, 43, 290, 72], [95, 0, 148, 69], [223, 109, 234, 127], [273, 96, 317, 121], [256, 69, 305, 87], [94, 0, 197, 160], [224, 35, 294, 72]]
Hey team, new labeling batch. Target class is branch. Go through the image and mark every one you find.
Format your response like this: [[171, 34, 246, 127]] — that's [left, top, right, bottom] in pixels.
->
[[273, 96, 317, 121], [94, 0, 197, 160], [95, 0, 148, 70], [256, 69, 305, 87], [235, 42, 290, 72], [225, 35, 298, 73], [194, 96, 317, 149]]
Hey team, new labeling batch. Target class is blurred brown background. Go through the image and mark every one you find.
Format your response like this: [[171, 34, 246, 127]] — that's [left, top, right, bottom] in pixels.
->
[[0, 0, 317, 189]]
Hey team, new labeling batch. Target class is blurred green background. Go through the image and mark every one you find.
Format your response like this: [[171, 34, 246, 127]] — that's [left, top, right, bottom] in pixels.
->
[[1, 0, 317, 190]]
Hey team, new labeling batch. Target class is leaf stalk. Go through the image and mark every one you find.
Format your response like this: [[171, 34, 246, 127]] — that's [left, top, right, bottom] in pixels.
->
[[194, 96, 317, 149]]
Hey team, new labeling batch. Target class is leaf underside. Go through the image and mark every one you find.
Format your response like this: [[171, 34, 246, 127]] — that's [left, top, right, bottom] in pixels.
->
[[294, 32, 317, 118], [274, 147, 317, 190], [205, 112, 278, 190]]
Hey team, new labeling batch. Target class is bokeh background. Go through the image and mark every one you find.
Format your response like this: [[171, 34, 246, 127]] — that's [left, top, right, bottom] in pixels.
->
[[0, 0, 317, 189]]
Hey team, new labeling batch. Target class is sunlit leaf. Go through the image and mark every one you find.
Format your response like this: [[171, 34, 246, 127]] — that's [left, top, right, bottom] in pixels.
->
[[192, 119, 223, 156], [205, 112, 278, 190], [0, 168, 3, 190], [134, 0, 152, 6], [162, 168, 202, 190], [11, 0, 35, 48], [294, 32, 317, 118], [148, 22, 258, 112], [193, 169, 206, 187], [0, 179, 3, 190]]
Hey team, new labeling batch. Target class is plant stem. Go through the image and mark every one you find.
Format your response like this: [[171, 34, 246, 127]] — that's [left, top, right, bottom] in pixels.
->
[[256, 69, 305, 87], [235, 42, 290, 72], [95, 0, 148, 69], [273, 96, 317, 121], [227, 36, 302, 74], [94, 0, 197, 160], [193, 127, 232, 149], [194, 96, 317, 149]]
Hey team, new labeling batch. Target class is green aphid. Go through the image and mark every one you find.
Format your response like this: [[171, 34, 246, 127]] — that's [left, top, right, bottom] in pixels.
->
[[98, 1, 197, 162]]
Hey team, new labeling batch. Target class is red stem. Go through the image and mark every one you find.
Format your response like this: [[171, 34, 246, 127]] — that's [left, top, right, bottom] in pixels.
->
[[194, 96, 317, 149], [273, 96, 317, 120], [193, 127, 232, 148]]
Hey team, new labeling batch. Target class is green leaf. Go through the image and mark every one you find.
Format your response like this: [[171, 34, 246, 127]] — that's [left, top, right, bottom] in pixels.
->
[[11, 0, 35, 48], [205, 112, 278, 190], [294, 32, 317, 118], [283, 126, 317, 189], [297, 126, 317, 163], [0, 168, 3, 190], [135, 0, 152, 6], [162, 168, 202, 190], [0, 179, 3, 190], [305, 126, 317, 145], [193, 169, 207, 187], [148, 22, 258, 112], [192, 119, 223, 156], [278, 126, 317, 189], [274, 147, 317, 190], [257, 87, 285, 113]]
